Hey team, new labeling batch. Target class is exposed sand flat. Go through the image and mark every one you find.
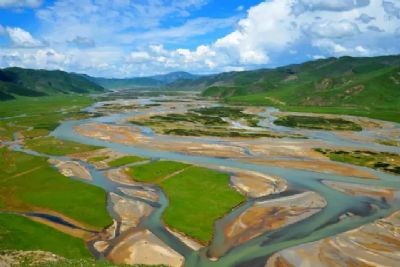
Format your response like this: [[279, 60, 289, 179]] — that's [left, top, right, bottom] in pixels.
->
[[161, 142, 247, 158], [245, 158, 378, 179], [242, 141, 329, 159], [109, 193, 153, 232], [49, 159, 92, 181], [107, 229, 185, 267], [266, 210, 400, 267], [93, 241, 110, 253], [209, 192, 326, 259], [322, 180, 399, 201], [104, 167, 136, 185], [75, 123, 149, 145], [69, 148, 127, 169], [119, 187, 159, 202], [0, 250, 64, 267], [220, 167, 287, 198], [165, 226, 204, 251]]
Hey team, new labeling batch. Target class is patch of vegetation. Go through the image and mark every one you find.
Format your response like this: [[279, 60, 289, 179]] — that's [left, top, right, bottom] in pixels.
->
[[160, 166, 245, 243], [107, 155, 147, 167], [315, 148, 400, 175], [0, 148, 112, 229], [127, 161, 189, 182], [163, 128, 304, 139], [0, 96, 95, 136], [149, 112, 227, 126], [274, 115, 362, 131], [0, 214, 91, 259], [376, 139, 400, 147], [21, 129, 50, 139], [24, 136, 102, 156], [128, 160, 245, 243]]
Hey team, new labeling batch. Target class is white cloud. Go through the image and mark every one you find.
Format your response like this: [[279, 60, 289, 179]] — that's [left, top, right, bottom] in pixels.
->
[[0, 0, 43, 9], [68, 36, 95, 48], [1, 0, 399, 77], [5, 27, 44, 48], [294, 0, 370, 12], [308, 20, 360, 38]]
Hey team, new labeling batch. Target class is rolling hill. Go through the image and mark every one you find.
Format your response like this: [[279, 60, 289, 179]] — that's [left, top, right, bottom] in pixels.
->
[[88, 71, 198, 90], [0, 67, 105, 101], [190, 55, 400, 122]]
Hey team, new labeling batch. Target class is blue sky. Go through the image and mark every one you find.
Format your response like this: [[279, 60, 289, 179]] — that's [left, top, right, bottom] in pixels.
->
[[0, 0, 399, 77]]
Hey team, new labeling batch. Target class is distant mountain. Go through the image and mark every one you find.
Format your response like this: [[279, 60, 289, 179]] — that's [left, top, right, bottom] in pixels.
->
[[88, 71, 198, 89], [151, 71, 198, 83], [0, 67, 105, 101]]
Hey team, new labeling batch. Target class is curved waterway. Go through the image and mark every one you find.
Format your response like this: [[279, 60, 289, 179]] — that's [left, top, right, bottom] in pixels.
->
[[48, 98, 400, 267]]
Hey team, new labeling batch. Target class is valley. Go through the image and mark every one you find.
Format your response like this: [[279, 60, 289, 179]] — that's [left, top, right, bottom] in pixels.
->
[[1, 90, 399, 266]]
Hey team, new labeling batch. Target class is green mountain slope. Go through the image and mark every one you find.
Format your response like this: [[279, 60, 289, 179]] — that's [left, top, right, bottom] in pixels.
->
[[198, 55, 400, 122], [0, 67, 105, 101]]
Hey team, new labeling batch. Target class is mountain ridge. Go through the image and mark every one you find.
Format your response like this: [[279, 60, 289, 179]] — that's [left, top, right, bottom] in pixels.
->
[[0, 67, 105, 101]]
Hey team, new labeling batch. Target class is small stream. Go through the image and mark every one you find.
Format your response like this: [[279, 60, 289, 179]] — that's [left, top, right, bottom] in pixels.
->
[[7, 97, 400, 267]]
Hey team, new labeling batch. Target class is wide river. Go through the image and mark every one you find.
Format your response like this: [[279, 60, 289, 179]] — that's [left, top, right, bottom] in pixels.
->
[[49, 96, 400, 267]]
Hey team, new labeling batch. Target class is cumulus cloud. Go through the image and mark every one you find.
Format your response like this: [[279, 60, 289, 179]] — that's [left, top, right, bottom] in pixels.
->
[[308, 20, 360, 38], [0, 0, 43, 9], [5, 27, 44, 48]]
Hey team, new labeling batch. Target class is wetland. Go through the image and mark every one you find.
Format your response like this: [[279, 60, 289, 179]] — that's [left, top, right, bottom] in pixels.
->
[[1, 93, 400, 267]]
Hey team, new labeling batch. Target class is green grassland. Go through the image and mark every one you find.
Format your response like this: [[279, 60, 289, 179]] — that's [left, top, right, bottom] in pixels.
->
[[24, 136, 101, 156], [0, 148, 112, 229], [199, 56, 400, 123], [160, 166, 245, 243], [107, 156, 147, 167], [0, 96, 95, 137], [127, 161, 190, 182], [127, 161, 245, 243], [274, 115, 362, 131], [316, 148, 400, 175], [0, 214, 91, 259]]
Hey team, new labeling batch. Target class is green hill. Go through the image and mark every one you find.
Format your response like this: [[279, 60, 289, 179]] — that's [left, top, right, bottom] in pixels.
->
[[198, 55, 400, 122], [0, 67, 105, 101]]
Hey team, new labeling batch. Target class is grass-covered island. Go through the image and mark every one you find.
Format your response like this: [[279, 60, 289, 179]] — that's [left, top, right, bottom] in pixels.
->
[[131, 106, 304, 139], [315, 148, 400, 175], [127, 160, 245, 243], [274, 115, 363, 131]]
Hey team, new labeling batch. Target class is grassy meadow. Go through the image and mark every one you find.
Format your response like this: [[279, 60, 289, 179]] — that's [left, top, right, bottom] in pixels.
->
[[127, 161, 245, 243], [0, 214, 91, 259]]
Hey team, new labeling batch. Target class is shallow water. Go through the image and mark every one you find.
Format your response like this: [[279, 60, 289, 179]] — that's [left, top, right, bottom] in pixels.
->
[[47, 98, 400, 267]]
